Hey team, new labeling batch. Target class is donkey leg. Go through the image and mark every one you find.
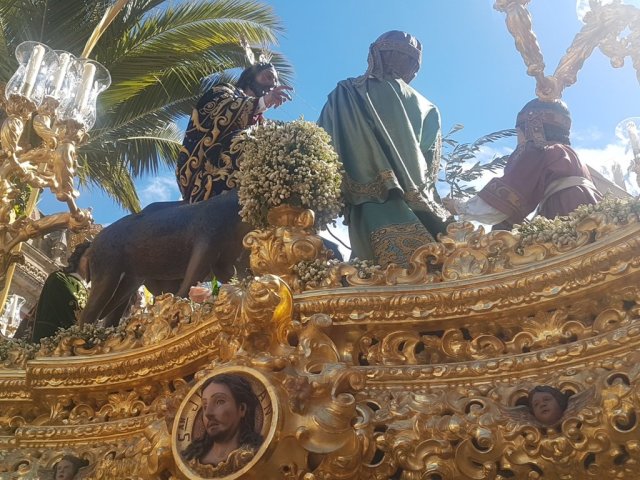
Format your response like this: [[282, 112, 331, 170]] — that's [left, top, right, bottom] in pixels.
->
[[98, 274, 141, 327], [80, 269, 124, 326], [176, 242, 215, 297]]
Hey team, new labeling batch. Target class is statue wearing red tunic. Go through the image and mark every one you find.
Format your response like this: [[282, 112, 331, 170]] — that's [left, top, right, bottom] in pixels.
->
[[453, 99, 601, 228]]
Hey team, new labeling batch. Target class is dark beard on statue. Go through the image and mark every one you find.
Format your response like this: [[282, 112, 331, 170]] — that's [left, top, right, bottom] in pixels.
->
[[247, 78, 270, 97]]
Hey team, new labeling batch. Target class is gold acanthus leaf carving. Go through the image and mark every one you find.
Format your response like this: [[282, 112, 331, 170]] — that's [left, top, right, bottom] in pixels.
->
[[285, 365, 370, 480], [350, 296, 639, 366], [360, 362, 640, 479], [243, 205, 332, 292], [294, 214, 640, 291], [35, 293, 202, 358], [213, 274, 294, 356]]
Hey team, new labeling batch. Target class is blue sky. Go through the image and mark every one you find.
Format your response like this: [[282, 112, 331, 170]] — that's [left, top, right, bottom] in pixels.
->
[[38, 0, 640, 235]]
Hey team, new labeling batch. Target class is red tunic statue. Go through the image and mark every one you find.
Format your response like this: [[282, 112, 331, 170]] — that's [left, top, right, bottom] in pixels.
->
[[451, 98, 601, 228], [477, 143, 601, 226]]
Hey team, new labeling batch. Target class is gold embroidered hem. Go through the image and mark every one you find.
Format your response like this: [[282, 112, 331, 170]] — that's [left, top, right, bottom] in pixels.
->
[[343, 169, 398, 201], [370, 222, 435, 267], [342, 170, 449, 219], [404, 189, 450, 220], [344, 170, 449, 220], [478, 177, 527, 222], [187, 446, 256, 477]]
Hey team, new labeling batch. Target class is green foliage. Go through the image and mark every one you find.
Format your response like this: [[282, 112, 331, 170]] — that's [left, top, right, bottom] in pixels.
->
[[210, 276, 220, 298], [0, 334, 38, 362], [440, 124, 516, 199], [0, 0, 291, 211], [11, 177, 31, 217]]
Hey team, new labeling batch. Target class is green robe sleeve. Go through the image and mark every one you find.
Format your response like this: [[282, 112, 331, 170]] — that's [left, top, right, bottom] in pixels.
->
[[32, 271, 87, 342]]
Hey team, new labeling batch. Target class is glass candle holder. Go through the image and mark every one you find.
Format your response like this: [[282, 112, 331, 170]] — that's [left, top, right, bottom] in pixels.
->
[[5, 41, 57, 105], [56, 58, 111, 129]]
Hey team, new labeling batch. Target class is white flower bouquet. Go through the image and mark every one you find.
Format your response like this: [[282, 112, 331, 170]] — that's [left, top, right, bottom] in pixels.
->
[[237, 120, 343, 230]]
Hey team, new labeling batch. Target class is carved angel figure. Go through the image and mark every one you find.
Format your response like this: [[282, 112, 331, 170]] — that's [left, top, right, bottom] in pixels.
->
[[500, 385, 598, 429]]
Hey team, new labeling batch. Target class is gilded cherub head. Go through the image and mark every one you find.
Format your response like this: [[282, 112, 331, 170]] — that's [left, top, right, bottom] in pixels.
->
[[528, 385, 568, 426]]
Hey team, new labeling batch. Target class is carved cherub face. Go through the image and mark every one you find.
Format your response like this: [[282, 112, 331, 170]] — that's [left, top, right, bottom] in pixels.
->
[[54, 459, 78, 480], [529, 391, 564, 426]]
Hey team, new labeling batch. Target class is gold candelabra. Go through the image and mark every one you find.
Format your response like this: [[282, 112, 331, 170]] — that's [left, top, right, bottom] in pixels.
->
[[495, 0, 640, 192], [0, 1, 131, 300], [495, 0, 640, 101], [0, 43, 110, 298]]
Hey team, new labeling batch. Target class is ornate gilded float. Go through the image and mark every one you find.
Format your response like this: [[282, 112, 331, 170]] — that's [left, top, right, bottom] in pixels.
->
[[2, 198, 640, 479], [2, 0, 640, 479]]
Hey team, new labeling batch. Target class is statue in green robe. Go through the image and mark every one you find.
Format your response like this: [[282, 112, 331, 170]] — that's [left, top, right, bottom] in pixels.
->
[[318, 31, 450, 267], [30, 241, 91, 342]]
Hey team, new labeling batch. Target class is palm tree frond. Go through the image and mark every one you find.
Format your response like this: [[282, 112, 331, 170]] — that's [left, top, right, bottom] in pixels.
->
[[77, 150, 141, 212], [0, 0, 290, 209]]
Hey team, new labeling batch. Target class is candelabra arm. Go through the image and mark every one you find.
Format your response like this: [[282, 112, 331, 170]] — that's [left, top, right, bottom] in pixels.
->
[[494, 0, 545, 79], [496, 0, 640, 101]]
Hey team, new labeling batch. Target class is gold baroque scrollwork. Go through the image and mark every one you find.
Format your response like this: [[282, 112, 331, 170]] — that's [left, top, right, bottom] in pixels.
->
[[243, 205, 331, 292], [4, 198, 640, 478], [295, 215, 638, 292], [213, 273, 294, 358], [297, 220, 640, 331], [361, 360, 640, 479]]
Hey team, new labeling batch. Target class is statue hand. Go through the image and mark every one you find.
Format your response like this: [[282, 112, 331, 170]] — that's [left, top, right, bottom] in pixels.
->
[[264, 85, 293, 109], [441, 196, 458, 215]]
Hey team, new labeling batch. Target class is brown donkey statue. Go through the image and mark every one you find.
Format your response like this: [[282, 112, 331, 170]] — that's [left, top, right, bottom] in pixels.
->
[[80, 189, 250, 327]]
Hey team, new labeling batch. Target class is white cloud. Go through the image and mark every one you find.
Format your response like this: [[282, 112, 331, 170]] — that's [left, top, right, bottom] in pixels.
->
[[575, 143, 628, 172], [576, 0, 640, 23], [571, 126, 604, 144], [575, 142, 639, 195], [438, 139, 639, 198], [139, 176, 182, 206]]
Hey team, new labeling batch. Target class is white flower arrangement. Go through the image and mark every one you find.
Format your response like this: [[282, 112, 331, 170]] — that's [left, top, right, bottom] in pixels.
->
[[237, 120, 343, 230], [515, 195, 640, 247], [293, 257, 380, 290]]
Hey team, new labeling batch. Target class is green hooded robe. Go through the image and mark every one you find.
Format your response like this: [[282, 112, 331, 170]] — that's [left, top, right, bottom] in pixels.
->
[[318, 76, 449, 267]]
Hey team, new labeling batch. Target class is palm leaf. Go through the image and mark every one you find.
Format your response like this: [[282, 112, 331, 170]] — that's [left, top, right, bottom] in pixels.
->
[[95, 122, 183, 177], [76, 150, 140, 212], [440, 125, 516, 199]]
